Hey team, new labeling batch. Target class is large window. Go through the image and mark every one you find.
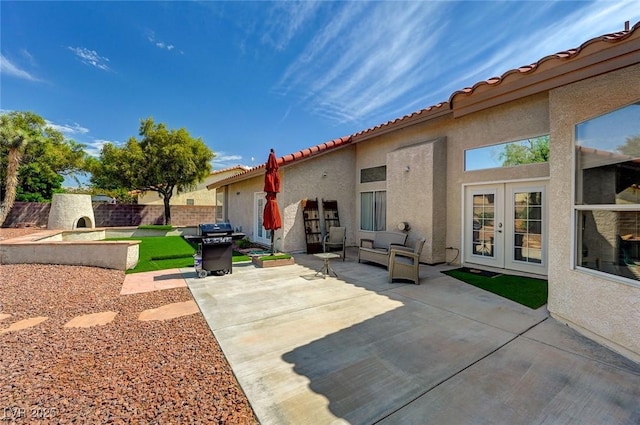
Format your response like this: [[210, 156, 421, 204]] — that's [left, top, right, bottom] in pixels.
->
[[575, 101, 640, 282], [465, 135, 549, 171], [361, 191, 386, 231]]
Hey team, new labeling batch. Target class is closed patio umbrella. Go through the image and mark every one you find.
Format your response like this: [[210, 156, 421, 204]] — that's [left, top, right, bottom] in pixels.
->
[[263, 149, 282, 254]]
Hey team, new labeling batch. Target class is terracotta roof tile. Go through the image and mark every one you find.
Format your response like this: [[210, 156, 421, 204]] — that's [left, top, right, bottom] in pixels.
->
[[209, 136, 352, 188], [449, 21, 639, 106]]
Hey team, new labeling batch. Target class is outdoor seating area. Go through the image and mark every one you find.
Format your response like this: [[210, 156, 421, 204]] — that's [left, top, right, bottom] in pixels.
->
[[357, 231, 408, 267]]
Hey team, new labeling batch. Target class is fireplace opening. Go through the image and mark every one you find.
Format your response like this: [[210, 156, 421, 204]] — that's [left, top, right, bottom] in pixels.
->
[[75, 216, 92, 228]]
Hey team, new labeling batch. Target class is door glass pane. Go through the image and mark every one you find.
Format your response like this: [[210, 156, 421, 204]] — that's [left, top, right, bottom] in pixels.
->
[[472, 193, 495, 257], [257, 198, 264, 238], [513, 191, 542, 264]]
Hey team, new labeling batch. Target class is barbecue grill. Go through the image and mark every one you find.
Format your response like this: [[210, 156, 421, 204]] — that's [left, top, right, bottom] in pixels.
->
[[183, 223, 245, 278]]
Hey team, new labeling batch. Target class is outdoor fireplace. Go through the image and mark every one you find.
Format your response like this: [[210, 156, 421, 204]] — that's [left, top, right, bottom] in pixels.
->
[[47, 194, 95, 230]]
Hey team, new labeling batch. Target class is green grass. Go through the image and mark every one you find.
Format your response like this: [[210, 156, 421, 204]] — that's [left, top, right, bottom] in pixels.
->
[[137, 224, 174, 230], [107, 236, 251, 273], [442, 268, 548, 309], [257, 254, 292, 261], [107, 236, 195, 274]]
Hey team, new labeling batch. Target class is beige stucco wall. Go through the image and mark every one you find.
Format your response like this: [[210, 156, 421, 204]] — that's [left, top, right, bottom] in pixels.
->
[[547, 63, 640, 362], [223, 148, 357, 253], [281, 148, 357, 253], [387, 138, 447, 263], [354, 93, 550, 265], [225, 177, 263, 240]]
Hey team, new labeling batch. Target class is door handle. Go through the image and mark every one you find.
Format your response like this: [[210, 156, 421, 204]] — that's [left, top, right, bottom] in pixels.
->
[[498, 222, 503, 233]]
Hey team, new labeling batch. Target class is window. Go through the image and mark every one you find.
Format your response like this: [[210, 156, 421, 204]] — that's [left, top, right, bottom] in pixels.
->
[[575, 101, 640, 282], [361, 191, 386, 231], [186, 199, 195, 206], [465, 135, 549, 171], [360, 166, 386, 183]]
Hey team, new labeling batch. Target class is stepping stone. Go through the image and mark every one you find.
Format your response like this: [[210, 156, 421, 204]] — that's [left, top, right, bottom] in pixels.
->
[[0, 313, 12, 321], [138, 300, 199, 322], [64, 311, 118, 328], [0, 316, 48, 334]]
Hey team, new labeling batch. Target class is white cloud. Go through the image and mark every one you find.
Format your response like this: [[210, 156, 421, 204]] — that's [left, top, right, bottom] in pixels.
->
[[84, 139, 115, 158], [147, 30, 181, 54], [261, 1, 322, 51], [211, 152, 246, 169], [46, 120, 90, 136], [270, 1, 640, 127], [273, 2, 448, 124], [67, 47, 110, 71], [0, 54, 41, 82]]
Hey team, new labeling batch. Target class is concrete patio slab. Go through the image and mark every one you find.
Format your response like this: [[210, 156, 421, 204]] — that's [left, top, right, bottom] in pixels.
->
[[187, 254, 640, 425]]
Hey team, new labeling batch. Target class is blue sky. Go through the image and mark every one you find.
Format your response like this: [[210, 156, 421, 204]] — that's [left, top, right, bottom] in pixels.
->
[[1, 1, 639, 185]]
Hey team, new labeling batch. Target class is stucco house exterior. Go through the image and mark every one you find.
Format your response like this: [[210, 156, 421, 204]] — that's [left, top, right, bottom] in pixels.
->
[[209, 22, 640, 362]]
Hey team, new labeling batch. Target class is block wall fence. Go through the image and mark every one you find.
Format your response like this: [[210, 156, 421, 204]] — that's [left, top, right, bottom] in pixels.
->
[[2, 202, 219, 228]]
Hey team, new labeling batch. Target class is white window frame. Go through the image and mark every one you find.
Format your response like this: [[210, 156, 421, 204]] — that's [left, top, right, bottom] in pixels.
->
[[360, 190, 386, 232], [572, 101, 640, 287]]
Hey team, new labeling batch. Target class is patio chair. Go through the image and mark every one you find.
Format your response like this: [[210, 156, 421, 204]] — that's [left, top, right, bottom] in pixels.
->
[[323, 226, 346, 261], [388, 237, 426, 284]]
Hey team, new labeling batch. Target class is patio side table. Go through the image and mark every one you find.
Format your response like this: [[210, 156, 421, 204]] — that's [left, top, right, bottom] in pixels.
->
[[313, 252, 340, 278]]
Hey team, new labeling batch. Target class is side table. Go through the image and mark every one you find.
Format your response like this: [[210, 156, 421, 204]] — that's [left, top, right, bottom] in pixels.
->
[[313, 252, 340, 278]]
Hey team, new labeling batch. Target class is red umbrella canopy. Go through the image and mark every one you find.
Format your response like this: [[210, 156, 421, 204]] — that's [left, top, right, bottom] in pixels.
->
[[264, 149, 280, 193], [263, 149, 282, 231]]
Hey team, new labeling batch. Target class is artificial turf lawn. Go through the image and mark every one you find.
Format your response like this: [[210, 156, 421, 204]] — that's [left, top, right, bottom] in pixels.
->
[[105, 236, 251, 274], [442, 268, 548, 309]]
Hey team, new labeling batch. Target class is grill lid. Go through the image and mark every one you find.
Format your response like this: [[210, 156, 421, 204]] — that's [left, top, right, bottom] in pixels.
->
[[199, 222, 233, 234]]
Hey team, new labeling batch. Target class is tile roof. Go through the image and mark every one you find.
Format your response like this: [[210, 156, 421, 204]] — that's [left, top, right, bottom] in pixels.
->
[[211, 165, 250, 175], [208, 136, 353, 188], [212, 20, 639, 188], [449, 20, 640, 115]]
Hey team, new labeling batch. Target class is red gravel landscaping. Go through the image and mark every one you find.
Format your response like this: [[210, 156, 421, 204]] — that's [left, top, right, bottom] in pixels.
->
[[0, 229, 258, 424]]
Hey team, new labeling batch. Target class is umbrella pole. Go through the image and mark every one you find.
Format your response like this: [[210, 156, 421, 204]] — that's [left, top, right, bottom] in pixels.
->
[[270, 230, 275, 255]]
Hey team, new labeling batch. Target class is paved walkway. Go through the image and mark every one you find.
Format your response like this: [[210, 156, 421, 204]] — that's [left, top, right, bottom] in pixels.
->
[[187, 251, 640, 425]]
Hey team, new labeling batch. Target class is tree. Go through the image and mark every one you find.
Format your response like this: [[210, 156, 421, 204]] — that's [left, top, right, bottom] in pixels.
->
[[91, 118, 214, 225], [498, 136, 550, 166], [0, 112, 53, 225], [617, 135, 640, 157], [0, 111, 88, 223]]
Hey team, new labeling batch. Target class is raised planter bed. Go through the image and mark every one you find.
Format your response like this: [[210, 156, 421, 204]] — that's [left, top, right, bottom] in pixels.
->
[[251, 256, 295, 268]]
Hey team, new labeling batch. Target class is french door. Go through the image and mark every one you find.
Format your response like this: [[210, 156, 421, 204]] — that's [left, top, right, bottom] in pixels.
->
[[254, 192, 271, 246], [464, 182, 547, 275]]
